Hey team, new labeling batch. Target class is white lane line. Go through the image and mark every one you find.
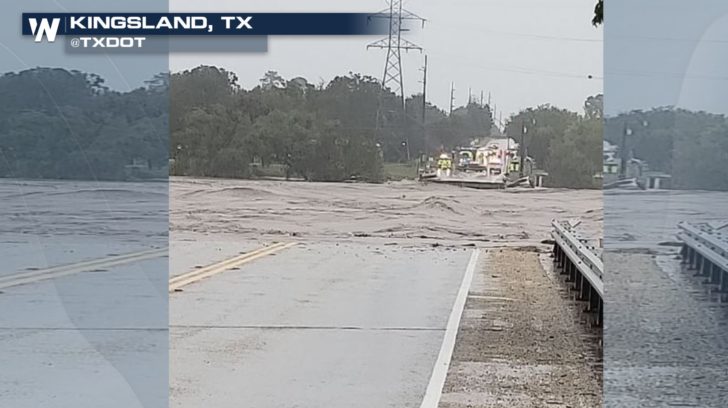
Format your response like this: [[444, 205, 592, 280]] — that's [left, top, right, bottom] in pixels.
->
[[419, 248, 481, 408]]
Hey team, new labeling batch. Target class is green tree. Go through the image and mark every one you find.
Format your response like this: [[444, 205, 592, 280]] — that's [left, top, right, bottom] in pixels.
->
[[548, 118, 602, 188], [584, 94, 603, 120], [0, 68, 168, 181], [505, 105, 579, 172]]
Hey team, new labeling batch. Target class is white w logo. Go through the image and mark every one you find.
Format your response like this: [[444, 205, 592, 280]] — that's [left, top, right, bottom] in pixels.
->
[[28, 18, 61, 42]]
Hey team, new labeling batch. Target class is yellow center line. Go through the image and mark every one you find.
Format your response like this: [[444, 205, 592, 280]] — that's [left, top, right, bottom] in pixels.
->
[[168, 242, 286, 287], [0, 248, 167, 290], [169, 242, 297, 292]]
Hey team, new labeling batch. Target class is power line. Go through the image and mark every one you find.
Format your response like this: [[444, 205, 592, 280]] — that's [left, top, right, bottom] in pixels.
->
[[437, 21, 728, 45], [606, 70, 728, 81], [429, 50, 602, 80], [610, 35, 728, 44], [433, 22, 602, 43]]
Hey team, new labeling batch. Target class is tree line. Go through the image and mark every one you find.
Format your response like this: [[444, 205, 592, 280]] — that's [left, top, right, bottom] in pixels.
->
[[170, 66, 609, 187], [606, 108, 728, 190], [0, 66, 609, 189], [0, 66, 604, 187], [0, 68, 168, 180], [504, 94, 603, 189], [5, 66, 722, 191], [169, 66, 494, 182]]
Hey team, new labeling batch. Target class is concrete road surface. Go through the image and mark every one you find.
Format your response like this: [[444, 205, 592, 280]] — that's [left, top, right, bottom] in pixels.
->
[[170, 241, 474, 407], [0, 257, 167, 408]]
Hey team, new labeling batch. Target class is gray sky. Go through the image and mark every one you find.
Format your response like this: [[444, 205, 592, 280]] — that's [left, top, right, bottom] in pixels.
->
[[1, 0, 167, 90], [606, 0, 728, 116], [171, 0, 603, 120], [6, 1, 728, 117]]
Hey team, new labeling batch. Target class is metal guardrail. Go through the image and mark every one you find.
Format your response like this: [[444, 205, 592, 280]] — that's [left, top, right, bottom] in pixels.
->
[[677, 222, 728, 296], [551, 220, 603, 326]]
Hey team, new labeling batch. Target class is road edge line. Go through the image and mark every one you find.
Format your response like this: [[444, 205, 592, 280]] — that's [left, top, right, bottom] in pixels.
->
[[419, 248, 481, 408]]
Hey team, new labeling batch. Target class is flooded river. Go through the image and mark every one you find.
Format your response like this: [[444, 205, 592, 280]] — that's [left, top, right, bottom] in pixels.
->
[[171, 177, 602, 248], [1, 178, 167, 274]]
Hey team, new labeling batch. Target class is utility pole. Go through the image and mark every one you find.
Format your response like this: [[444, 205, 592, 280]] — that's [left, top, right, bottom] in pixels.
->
[[520, 119, 527, 177], [419, 55, 428, 154], [368, 0, 425, 162], [619, 122, 630, 180], [519, 115, 536, 177], [449, 82, 455, 116], [420, 55, 427, 124]]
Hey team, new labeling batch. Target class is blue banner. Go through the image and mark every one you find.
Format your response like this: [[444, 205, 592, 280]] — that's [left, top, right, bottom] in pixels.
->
[[21, 13, 389, 37]]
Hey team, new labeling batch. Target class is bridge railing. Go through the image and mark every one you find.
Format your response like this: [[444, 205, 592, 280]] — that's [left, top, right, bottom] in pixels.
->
[[551, 220, 603, 326], [677, 222, 728, 295]]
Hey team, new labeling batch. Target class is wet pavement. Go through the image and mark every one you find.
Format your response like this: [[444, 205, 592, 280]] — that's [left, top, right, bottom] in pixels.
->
[[439, 249, 602, 407], [604, 190, 728, 407], [170, 242, 473, 407]]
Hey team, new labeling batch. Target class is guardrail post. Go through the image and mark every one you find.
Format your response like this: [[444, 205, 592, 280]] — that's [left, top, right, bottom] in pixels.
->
[[677, 222, 728, 302], [551, 220, 603, 328]]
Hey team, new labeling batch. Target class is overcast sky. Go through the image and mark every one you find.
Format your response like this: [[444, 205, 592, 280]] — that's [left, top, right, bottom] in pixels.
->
[[606, 0, 728, 116], [7, 1, 728, 117], [171, 0, 603, 120], [1, 0, 167, 92]]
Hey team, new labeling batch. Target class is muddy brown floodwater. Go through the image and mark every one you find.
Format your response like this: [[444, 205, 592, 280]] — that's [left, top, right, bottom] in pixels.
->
[[171, 177, 602, 248]]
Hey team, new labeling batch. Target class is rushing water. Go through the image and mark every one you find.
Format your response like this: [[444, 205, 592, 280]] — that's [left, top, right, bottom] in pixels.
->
[[0, 178, 168, 276], [171, 176, 602, 247], [605, 189, 728, 253]]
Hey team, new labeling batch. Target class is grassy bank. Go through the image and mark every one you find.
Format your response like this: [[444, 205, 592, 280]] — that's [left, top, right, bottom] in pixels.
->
[[383, 162, 418, 181]]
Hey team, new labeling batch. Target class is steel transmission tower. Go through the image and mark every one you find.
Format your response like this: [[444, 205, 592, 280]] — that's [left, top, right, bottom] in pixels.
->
[[368, 0, 425, 109], [367, 1, 425, 160]]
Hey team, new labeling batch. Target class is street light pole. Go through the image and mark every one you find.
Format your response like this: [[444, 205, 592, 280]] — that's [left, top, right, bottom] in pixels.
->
[[519, 116, 536, 177], [420, 55, 428, 155], [520, 119, 526, 177], [619, 122, 630, 180]]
